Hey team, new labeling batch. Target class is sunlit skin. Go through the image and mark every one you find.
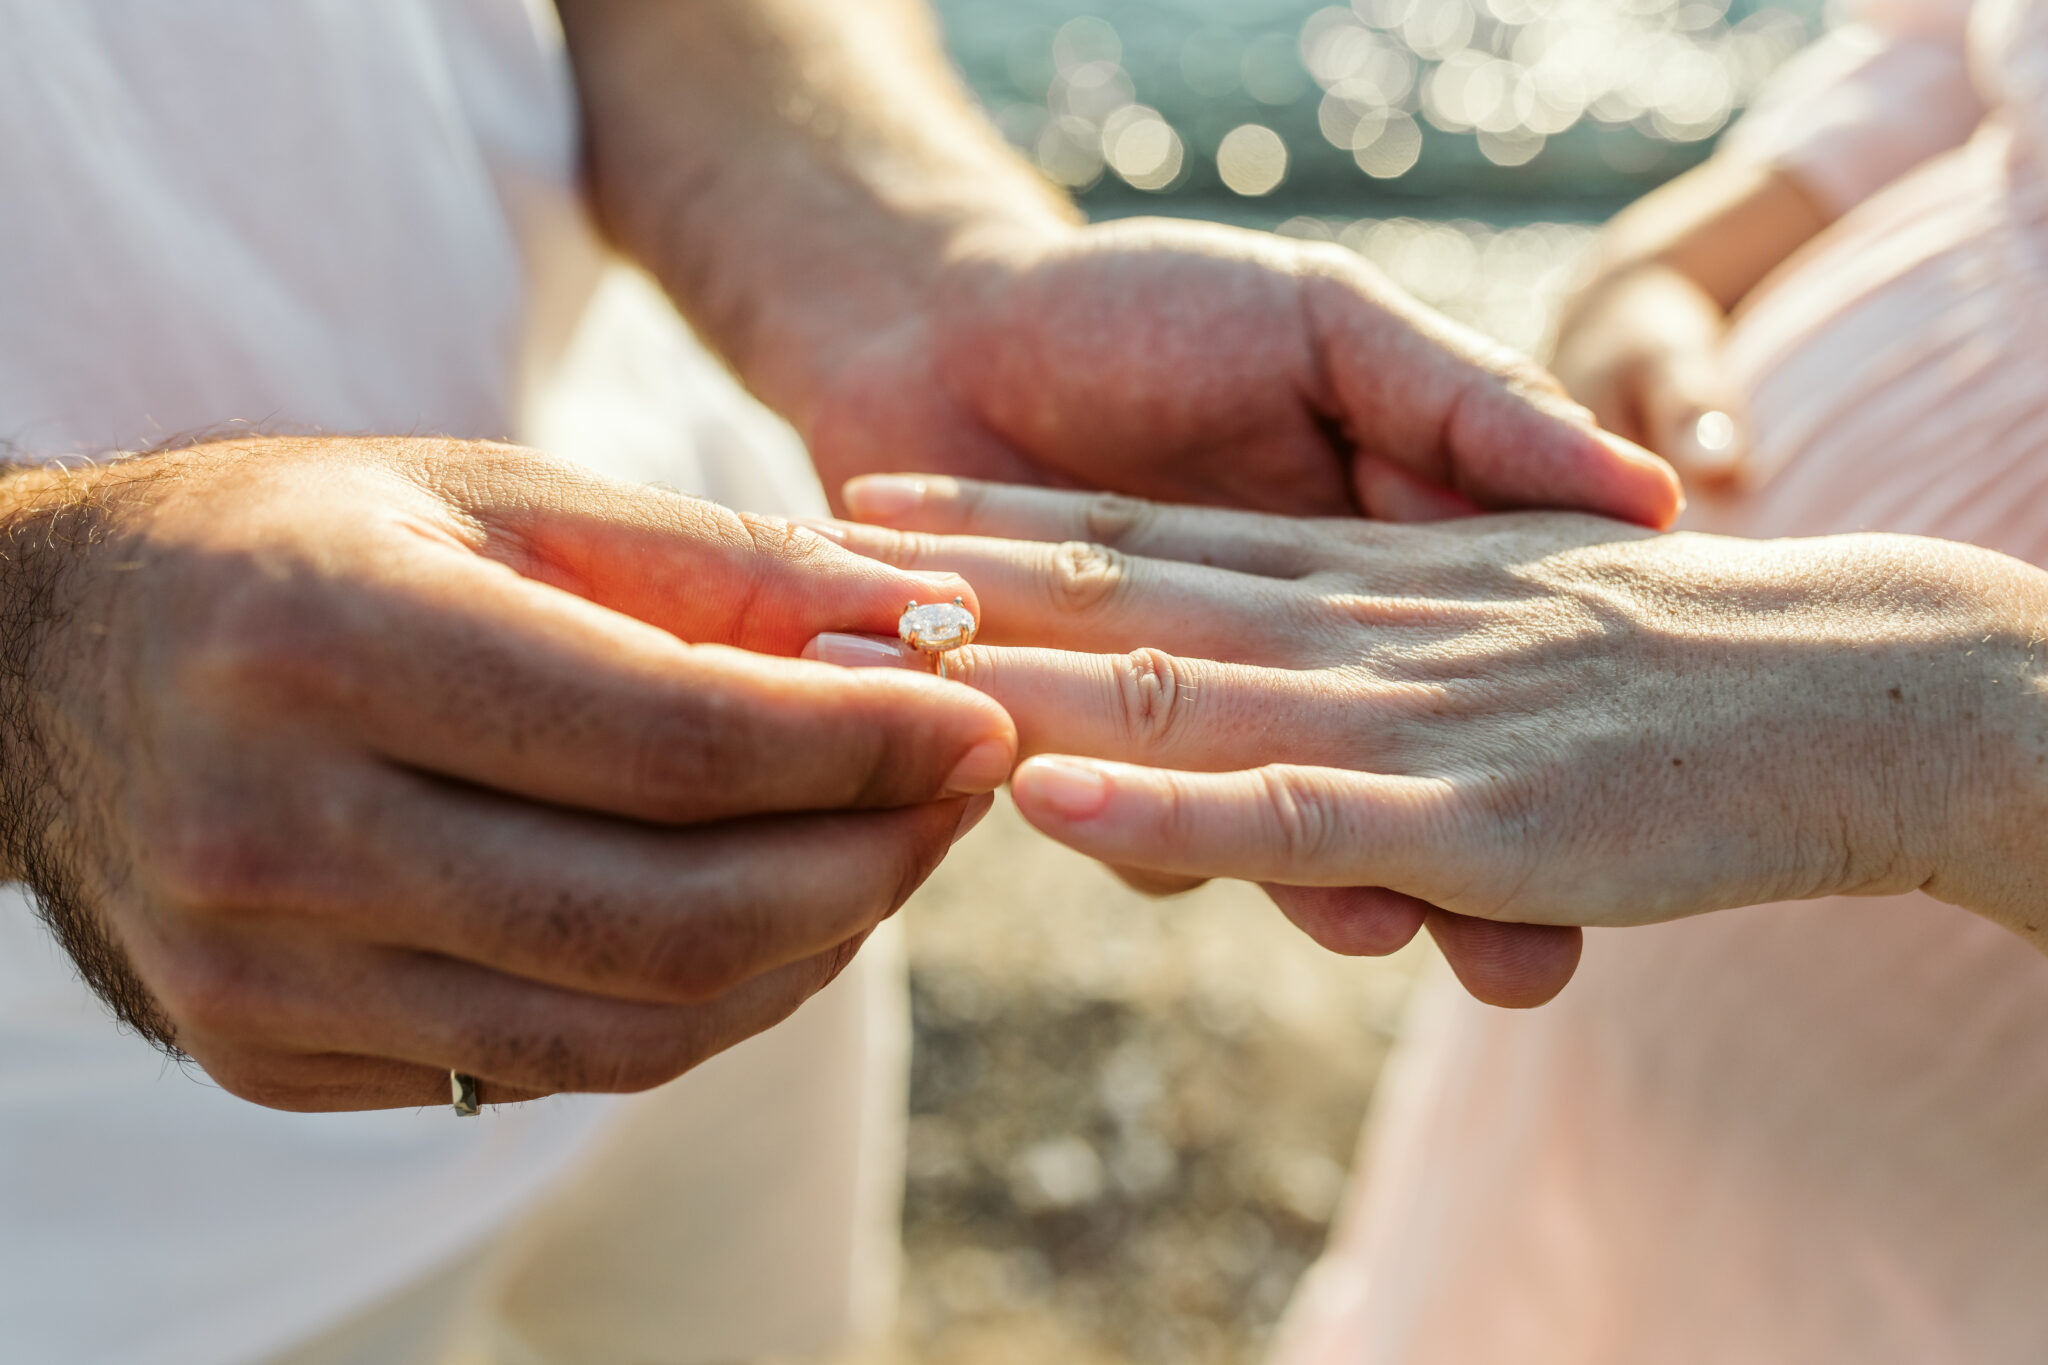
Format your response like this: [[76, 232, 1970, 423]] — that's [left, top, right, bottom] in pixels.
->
[[1550, 154, 1835, 486], [6, 0, 1682, 1113], [806, 476, 2048, 1008], [560, 0, 1682, 529], [0, 440, 1010, 1110], [805, 217, 1682, 525]]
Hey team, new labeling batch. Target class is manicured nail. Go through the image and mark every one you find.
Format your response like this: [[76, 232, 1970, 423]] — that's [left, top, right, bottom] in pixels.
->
[[792, 518, 850, 544], [945, 740, 1013, 797], [843, 475, 926, 520], [803, 632, 915, 669], [1596, 428, 1687, 517], [1016, 756, 1111, 821]]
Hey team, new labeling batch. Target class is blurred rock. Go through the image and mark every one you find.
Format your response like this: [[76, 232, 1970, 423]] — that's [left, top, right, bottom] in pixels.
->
[[830, 794, 1429, 1365]]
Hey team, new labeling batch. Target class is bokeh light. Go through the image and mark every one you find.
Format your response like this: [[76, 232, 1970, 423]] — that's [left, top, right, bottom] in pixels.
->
[[1103, 104, 1187, 190], [951, 0, 1816, 197], [1217, 124, 1290, 196], [1276, 213, 1598, 352], [1352, 109, 1425, 177]]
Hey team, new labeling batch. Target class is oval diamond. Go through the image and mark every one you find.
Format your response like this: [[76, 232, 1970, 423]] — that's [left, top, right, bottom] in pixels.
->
[[899, 600, 977, 653]]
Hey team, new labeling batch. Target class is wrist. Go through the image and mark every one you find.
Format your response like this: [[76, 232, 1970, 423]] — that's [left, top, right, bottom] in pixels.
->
[[1554, 259, 1720, 350], [0, 459, 163, 850], [0, 457, 177, 1043], [1920, 545, 2048, 935]]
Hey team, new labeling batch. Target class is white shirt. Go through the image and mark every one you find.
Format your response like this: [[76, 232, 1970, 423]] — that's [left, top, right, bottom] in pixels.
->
[[0, 4, 831, 1360]]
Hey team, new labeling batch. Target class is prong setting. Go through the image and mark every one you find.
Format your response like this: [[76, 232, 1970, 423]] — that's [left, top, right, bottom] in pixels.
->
[[898, 599, 978, 667]]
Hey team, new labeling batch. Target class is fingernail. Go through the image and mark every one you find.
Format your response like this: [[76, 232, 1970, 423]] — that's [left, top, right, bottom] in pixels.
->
[[791, 518, 850, 544], [943, 738, 1013, 796], [844, 475, 926, 520], [1016, 756, 1111, 821], [803, 632, 915, 669], [1595, 428, 1687, 520], [1594, 426, 1661, 469], [953, 791, 996, 843]]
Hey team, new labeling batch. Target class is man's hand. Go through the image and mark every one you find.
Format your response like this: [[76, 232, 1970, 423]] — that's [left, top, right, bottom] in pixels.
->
[[811, 218, 1683, 527], [0, 439, 1014, 1111], [558, 2, 1679, 530]]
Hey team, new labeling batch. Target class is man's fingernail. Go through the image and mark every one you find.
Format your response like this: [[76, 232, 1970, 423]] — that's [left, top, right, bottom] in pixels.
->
[[1594, 428, 1687, 518], [1017, 756, 1111, 821], [953, 792, 997, 843], [844, 475, 926, 520], [804, 632, 915, 668], [1593, 426, 1660, 467], [943, 739, 1013, 796], [792, 518, 850, 544]]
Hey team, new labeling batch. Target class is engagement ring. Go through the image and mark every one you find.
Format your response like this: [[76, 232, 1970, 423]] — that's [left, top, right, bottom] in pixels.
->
[[899, 598, 977, 680], [451, 1070, 480, 1117]]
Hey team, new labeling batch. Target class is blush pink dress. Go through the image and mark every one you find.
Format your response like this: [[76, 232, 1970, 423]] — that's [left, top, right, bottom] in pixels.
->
[[1272, 0, 2048, 1359]]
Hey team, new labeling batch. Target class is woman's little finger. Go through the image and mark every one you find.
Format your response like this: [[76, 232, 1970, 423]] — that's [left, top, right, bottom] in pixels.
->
[[1424, 910, 1582, 1009], [1009, 755, 1443, 886], [1261, 884, 1430, 956]]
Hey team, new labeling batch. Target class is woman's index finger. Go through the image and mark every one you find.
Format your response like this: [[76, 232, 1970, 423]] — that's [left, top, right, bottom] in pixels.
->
[[840, 475, 1332, 579]]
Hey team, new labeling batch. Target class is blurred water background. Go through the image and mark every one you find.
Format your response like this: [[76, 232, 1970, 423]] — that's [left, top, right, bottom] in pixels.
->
[[931, 0, 1821, 352], [843, 4, 1826, 1364]]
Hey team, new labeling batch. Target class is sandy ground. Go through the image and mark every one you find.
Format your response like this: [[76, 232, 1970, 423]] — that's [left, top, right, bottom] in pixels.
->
[[795, 215, 1583, 1365], [824, 793, 1434, 1365]]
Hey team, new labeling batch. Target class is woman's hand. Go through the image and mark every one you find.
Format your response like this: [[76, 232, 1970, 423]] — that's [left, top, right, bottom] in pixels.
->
[[1547, 155, 1835, 489], [808, 477, 2048, 1004], [1549, 263, 1750, 488]]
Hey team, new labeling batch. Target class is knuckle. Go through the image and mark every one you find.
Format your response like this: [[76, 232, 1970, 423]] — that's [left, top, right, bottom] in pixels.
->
[[737, 510, 834, 567], [1495, 351, 1569, 399], [1049, 540, 1128, 615], [649, 899, 774, 1002], [1112, 648, 1195, 754], [625, 687, 764, 817], [1081, 492, 1156, 546], [181, 576, 363, 713], [875, 529, 948, 573], [150, 940, 275, 1040], [144, 778, 374, 914], [1256, 766, 1337, 862], [147, 808, 293, 911]]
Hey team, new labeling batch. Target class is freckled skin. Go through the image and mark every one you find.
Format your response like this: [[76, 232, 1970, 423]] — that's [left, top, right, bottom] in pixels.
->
[[826, 479, 2048, 1005]]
